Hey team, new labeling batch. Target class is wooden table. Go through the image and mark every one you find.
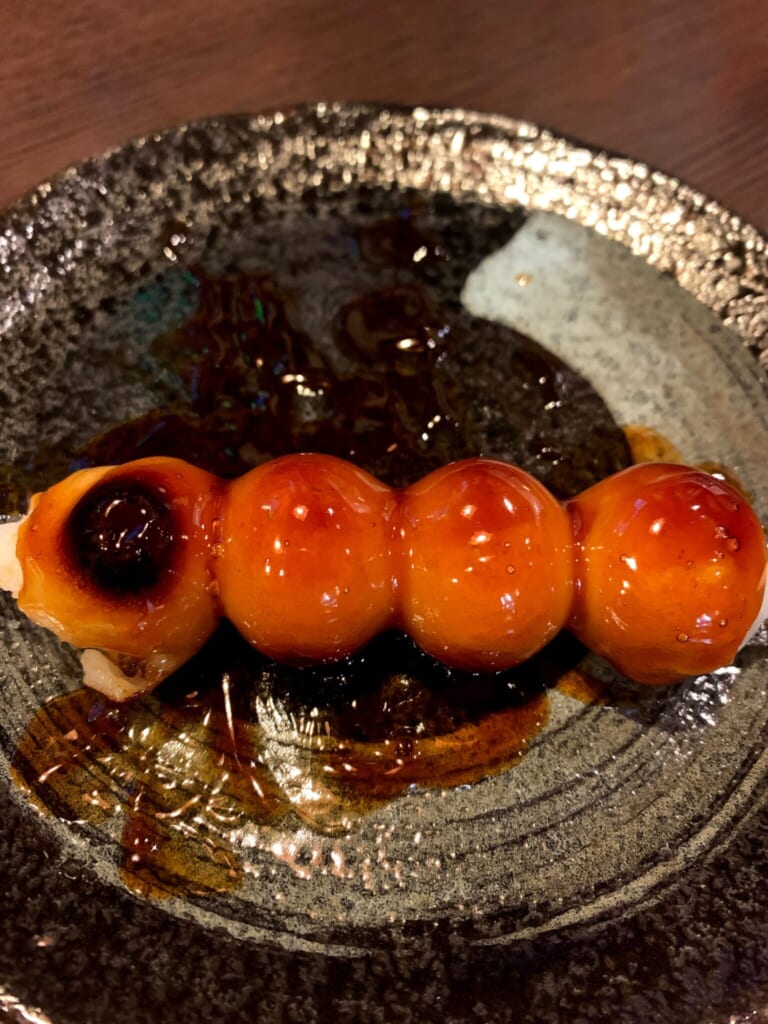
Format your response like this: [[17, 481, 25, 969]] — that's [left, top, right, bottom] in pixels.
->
[[1, 0, 767, 228]]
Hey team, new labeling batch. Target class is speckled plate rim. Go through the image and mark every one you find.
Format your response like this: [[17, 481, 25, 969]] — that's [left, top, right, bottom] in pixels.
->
[[3, 102, 768, 1024], [3, 102, 768, 359]]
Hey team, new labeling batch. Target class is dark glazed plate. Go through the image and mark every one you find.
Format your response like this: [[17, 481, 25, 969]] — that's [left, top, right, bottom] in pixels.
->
[[2, 104, 768, 1023]]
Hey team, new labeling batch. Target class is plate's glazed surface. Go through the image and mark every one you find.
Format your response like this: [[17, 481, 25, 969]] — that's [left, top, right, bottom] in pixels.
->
[[2, 104, 768, 1023]]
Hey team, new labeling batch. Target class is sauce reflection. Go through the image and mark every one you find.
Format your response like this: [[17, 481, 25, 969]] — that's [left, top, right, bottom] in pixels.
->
[[10, 629, 592, 899]]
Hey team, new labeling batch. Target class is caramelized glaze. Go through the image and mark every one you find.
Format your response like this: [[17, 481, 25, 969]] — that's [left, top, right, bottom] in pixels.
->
[[567, 463, 766, 684]]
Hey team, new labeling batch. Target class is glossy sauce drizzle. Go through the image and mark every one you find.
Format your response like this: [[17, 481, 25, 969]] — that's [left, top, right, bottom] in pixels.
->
[[11, 629, 588, 898], [78, 259, 471, 487], [623, 423, 751, 498]]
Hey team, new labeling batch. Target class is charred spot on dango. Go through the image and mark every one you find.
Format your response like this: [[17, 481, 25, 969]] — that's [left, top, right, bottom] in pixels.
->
[[64, 477, 177, 594], [12, 457, 222, 677]]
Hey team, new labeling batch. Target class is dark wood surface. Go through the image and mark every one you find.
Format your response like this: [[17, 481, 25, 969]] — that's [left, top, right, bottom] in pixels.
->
[[1, 0, 767, 226]]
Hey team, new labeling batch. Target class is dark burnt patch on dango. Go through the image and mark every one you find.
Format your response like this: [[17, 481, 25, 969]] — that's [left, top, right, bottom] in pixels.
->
[[13, 458, 221, 683], [64, 475, 178, 596]]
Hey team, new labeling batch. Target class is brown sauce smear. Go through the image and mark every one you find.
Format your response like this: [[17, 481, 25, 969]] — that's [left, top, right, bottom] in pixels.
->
[[623, 424, 683, 464], [623, 424, 750, 498], [13, 684, 281, 899], [77, 266, 471, 488], [12, 628, 573, 898], [555, 669, 609, 705]]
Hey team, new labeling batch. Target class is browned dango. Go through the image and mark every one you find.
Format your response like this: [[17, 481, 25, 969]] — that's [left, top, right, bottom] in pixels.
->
[[0, 455, 765, 699], [0, 458, 220, 698]]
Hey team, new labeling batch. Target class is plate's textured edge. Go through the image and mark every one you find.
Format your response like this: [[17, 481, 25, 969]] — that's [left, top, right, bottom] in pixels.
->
[[2, 102, 768, 364], [2, 103, 768, 1024]]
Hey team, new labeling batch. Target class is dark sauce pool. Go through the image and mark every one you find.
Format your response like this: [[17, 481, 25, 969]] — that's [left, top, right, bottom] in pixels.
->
[[9, 194, 633, 897]]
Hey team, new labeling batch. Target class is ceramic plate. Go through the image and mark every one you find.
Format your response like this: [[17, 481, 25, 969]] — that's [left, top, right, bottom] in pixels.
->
[[2, 104, 768, 1024]]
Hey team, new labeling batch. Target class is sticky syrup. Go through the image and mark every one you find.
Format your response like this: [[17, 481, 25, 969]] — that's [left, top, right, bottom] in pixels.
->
[[623, 424, 751, 498], [11, 627, 584, 898]]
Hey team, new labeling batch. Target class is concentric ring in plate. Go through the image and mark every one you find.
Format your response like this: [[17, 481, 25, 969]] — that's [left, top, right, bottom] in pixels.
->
[[2, 103, 768, 1024]]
